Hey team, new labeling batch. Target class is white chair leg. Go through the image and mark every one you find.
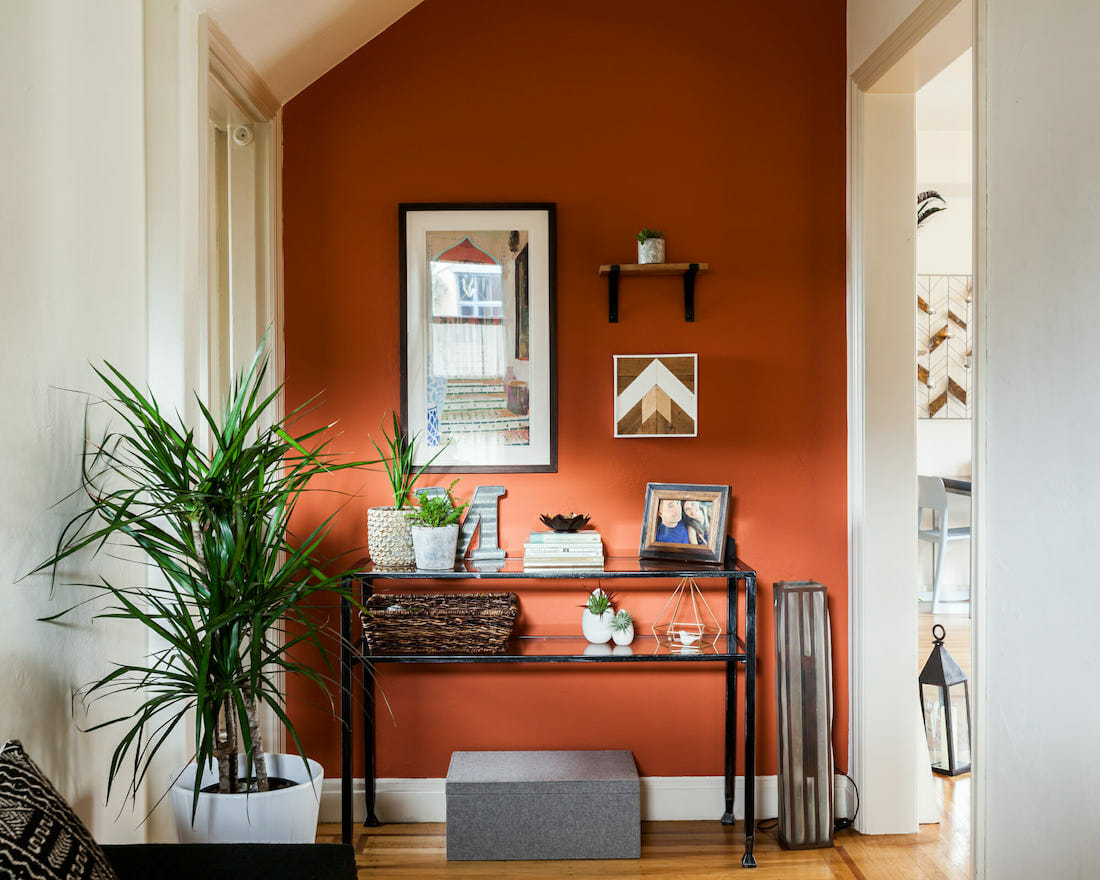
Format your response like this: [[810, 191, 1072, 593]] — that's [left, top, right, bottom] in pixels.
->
[[931, 534, 948, 614]]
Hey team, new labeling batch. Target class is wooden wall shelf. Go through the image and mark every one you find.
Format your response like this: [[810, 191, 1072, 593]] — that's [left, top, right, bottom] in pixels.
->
[[598, 262, 710, 322]]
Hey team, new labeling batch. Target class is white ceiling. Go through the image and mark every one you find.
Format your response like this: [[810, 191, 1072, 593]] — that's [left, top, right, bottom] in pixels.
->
[[191, 0, 424, 104]]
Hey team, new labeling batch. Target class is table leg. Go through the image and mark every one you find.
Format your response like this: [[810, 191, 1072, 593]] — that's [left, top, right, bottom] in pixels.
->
[[742, 573, 757, 868], [340, 590, 352, 845], [361, 577, 381, 827], [723, 576, 737, 825]]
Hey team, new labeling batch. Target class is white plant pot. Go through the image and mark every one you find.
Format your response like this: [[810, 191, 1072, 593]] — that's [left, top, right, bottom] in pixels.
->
[[638, 238, 665, 264], [170, 753, 323, 843], [582, 609, 615, 644], [411, 523, 459, 570], [611, 623, 635, 646], [367, 506, 415, 566]]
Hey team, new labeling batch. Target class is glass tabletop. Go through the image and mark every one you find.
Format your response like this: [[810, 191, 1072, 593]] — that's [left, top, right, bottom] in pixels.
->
[[361, 634, 746, 662], [356, 556, 754, 579]]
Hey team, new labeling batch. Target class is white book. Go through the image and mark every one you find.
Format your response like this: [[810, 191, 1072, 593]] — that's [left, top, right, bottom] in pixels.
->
[[523, 543, 605, 555], [527, 531, 602, 543], [523, 557, 605, 568]]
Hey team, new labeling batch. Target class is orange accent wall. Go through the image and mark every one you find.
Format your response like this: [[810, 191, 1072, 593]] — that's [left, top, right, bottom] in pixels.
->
[[282, 0, 848, 780]]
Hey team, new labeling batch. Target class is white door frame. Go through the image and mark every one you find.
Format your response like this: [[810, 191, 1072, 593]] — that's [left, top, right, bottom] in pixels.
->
[[847, 0, 985, 873]]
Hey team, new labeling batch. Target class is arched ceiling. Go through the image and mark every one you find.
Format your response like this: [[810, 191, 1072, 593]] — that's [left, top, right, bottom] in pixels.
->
[[191, 0, 425, 104]]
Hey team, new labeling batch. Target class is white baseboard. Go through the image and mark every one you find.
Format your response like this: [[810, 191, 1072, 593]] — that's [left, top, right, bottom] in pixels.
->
[[320, 774, 856, 825]]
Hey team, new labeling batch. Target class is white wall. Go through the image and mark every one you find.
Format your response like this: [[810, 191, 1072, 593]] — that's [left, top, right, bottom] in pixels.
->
[[0, 0, 148, 843], [848, 0, 927, 75], [856, 91, 921, 834], [983, 0, 1100, 875]]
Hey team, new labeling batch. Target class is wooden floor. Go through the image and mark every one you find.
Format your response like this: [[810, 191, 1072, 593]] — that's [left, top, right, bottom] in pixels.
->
[[318, 774, 968, 879], [317, 612, 972, 878]]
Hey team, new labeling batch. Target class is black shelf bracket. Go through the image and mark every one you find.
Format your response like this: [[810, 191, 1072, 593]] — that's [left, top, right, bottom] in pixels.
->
[[684, 263, 699, 322], [608, 264, 621, 323]]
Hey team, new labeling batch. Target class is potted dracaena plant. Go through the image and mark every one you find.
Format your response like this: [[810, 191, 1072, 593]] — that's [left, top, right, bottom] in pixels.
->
[[366, 412, 446, 566], [405, 479, 468, 571], [30, 336, 373, 843]]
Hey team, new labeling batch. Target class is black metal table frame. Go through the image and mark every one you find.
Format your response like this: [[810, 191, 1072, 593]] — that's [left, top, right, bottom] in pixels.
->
[[339, 558, 758, 868]]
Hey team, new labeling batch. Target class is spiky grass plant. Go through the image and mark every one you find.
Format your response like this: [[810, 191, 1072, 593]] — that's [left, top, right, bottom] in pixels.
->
[[32, 336, 372, 819], [368, 411, 446, 509], [582, 588, 616, 616]]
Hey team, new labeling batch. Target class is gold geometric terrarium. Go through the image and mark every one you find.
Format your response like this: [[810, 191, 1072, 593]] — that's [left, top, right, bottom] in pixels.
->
[[651, 577, 722, 652]]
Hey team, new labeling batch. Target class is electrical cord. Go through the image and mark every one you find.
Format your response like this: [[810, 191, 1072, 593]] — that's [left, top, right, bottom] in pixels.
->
[[834, 772, 860, 832], [754, 773, 860, 834]]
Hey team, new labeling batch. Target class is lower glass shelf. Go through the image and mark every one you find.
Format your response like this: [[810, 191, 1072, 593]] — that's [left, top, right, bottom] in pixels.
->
[[359, 634, 746, 663]]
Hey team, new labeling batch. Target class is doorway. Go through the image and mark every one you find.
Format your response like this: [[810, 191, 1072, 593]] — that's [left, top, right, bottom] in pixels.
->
[[847, 0, 976, 865]]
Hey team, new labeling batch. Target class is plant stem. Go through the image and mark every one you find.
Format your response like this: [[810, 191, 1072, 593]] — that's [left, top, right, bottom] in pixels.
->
[[248, 697, 268, 792]]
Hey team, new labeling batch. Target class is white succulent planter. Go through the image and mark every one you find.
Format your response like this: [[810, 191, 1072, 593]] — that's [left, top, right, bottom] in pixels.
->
[[170, 753, 323, 844], [411, 523, 459, 570], [638, 238, 665, 264], [367, 506, 415, 566], [611, 623, 635, 646], [582, 609, 615, 644]]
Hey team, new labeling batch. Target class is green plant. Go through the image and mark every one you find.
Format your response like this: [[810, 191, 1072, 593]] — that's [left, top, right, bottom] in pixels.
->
[[611, 609, 635, 632], [369, 411, 446, 509], [405, 480, 468, 528], [582, 588, 615, 616], [30, 334, 373, 818], [636, 228, 664, 243]]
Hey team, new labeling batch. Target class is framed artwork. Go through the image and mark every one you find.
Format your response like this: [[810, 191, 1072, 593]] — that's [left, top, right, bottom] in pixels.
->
[[400, 203, 557, 472], [638, 482, 730, 564], [614, 354, 698, 438]]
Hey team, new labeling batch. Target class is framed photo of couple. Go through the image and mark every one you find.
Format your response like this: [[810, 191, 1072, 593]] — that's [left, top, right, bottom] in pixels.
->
[[638, 482, 731, 564]]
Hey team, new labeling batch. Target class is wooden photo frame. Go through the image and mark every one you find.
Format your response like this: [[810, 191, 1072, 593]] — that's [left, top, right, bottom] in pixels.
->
[[638, 482, 730, 564], [400, 203, 557, 472]]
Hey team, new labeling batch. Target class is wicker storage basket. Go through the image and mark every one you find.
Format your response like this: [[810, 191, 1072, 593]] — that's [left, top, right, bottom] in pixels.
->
[[360, 593, 519, 654]]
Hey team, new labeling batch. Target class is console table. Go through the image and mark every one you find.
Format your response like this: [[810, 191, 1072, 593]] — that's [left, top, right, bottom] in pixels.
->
[[339, 557, 758, 868]]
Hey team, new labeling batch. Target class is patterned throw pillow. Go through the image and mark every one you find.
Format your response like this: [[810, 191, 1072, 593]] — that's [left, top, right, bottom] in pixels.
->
[[0, 740, 119, 880]]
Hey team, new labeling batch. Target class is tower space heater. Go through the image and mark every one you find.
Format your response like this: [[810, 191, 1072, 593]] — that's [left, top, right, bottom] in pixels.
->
[[773, 581, 834, 849]]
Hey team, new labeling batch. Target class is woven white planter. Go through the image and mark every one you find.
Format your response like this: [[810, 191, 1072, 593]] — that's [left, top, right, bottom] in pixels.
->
[[170, 753, 323, 844], [411, 523, 459, 570], [638, 238, 665, 264], [367, 506, 415, 566]]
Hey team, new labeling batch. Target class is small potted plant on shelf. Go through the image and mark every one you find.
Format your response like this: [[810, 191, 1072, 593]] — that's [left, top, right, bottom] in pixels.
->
[[367, 411, 446, 566], [29, 335, 372, 843], [636, 228, 665, 264], [580, 587, 616, 644], [406, 479, 468, 571], [610, 609, 636, 646]]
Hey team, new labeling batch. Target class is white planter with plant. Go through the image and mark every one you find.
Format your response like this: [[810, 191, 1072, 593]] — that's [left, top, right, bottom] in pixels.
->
[[32, 336, 371, 843], [170, 754, 324, 843], [637, 228, 665, 264], [367, 412, 445, 566], [581, 589, 616, 644], [407, 481, 468, 571], [610, 609, 636, 646]]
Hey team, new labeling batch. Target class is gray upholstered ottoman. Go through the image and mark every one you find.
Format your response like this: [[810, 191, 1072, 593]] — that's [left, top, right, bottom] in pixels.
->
[[446, 750, 640, 860]]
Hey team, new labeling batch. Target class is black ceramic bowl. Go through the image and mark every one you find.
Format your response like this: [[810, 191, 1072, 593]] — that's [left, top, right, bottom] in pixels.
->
[[539, 513, 591, 532]]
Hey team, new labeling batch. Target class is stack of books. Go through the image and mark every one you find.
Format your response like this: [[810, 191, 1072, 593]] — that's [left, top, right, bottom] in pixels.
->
[[523, 530, 604, 569]]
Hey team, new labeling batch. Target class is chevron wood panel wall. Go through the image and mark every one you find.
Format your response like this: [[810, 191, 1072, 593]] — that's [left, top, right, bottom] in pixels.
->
[[614, 354, 698, 437], [917, 275, 973, 419]]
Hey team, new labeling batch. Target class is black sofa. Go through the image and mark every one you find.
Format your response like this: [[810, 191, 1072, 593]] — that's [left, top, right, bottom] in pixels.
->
[[101, 843, 357, 880]]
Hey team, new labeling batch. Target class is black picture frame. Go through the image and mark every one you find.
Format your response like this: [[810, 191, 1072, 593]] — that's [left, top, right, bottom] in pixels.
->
[[638, 482, 731, 564], [399, 203, 557, 473]]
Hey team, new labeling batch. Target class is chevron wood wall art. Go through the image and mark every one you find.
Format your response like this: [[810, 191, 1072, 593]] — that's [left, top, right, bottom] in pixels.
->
[[614, 354, 698, 437], [917, 274, 973, 419]]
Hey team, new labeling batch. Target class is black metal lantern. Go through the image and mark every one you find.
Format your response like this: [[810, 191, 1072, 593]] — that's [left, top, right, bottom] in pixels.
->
[[919, 624, 971, 776]]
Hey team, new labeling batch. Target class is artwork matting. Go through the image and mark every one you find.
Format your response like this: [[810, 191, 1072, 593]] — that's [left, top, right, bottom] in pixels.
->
[[400, 203, 557, 472]]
